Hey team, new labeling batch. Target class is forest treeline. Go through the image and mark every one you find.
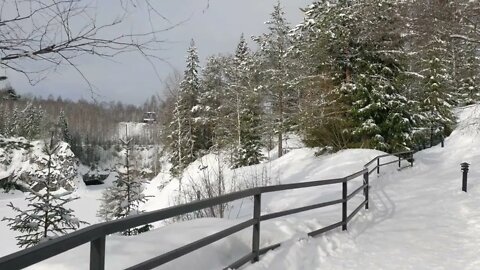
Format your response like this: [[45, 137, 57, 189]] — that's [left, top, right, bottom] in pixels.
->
[[2, 0, 480, 248], [1, 0, 480, 177], [0, 86, 163, 166], [163, 0, 480, 175]]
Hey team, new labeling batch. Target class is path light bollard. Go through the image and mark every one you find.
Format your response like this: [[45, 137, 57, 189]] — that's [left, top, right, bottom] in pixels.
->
[[377, 158, 380, 174], [461, 162, 470, 192]]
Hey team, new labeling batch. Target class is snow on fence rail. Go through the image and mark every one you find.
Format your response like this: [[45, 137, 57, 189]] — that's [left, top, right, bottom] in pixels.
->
[[0, 151, 414, 270]]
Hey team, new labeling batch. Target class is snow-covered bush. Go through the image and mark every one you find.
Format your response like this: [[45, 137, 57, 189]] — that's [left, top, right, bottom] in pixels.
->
[[175, 152, 276, 220], [179, 155, 231, 219]]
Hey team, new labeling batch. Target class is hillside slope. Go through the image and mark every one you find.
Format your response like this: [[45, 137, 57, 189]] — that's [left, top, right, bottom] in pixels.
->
[[5, 148, 388, 269], [245, 105, 480, 270], [1, 106, 479, 269]]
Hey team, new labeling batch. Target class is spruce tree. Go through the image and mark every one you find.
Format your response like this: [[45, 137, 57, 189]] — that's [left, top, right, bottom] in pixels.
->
[[97, 130, 151, 235], [168, 39, 203, 177], [294, 0, 362, 149], [452, 39, 480, 105], [2, 133, 87, 248], [420, 44, 455, 135], [5, 105, 19, 137], [19, 103, 44, 139], [227, 35, 264, 168], [199, 56, 230, 150], [256, 3, 298, 157], [296, 0, 417, 151], [58, 110, 72, 145], [408, 0, 456, 138]]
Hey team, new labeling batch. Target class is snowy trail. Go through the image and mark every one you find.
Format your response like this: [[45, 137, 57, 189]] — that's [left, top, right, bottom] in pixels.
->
[[245, 108, 480, 270], [247, 169, 480, 269]]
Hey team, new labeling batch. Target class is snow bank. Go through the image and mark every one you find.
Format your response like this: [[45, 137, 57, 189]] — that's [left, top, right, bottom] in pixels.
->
[[1, 145, 389, 269], [3, 105, 480, 269], [244, 105, 480, 269], [0, 138, 77, 191]]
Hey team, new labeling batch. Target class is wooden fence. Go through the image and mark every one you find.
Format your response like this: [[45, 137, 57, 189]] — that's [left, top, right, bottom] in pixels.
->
[[0, 151, 414, 270]]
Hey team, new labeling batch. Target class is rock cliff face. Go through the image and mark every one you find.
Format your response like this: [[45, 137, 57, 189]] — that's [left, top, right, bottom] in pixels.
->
[[0, 135, 78, 192]]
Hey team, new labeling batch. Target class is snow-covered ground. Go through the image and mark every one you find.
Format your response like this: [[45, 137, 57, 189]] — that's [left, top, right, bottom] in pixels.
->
[[246, 105, 480, 270], [1, 105, 480, 269]]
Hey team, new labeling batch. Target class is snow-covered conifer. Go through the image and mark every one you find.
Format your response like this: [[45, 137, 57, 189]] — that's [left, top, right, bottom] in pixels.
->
[[419, 45, 455, 134], [227, 35, 264, 167], [255, 3, 298, 157], [97, 130, 151, 235], [296, 0, 417, 151], [57, 110, 72, 145], [198, 56, 230, 150], [20, 103, 44, 139], [2, 133, 86, 248], [168, 39, 204, 177]]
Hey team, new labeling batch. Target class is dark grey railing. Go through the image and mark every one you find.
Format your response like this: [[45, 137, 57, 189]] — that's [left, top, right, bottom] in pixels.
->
[[0, 151, 414, 270]]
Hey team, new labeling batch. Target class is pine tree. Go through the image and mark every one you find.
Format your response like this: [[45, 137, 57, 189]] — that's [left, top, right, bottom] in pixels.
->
[[293, 0, 362, 149], [97, 129, 151, 235], [413, 0, 456, 135], [58, 110, 72, 144], [407, 0, 456, 138], [5, 105, 19, 137], [296, 0, 417, 151], [168, 39, 203, 176], [19, 103, 44, 139], [0, 108, 4, 135], [256, 3, 298, 157], [2, 133, 87, 248], [451, 38, 480, 105], [199, 56, 230, 150], [420, 44, 455, 134], [227, 35, 264, 168], [234, 106, 264, 167]]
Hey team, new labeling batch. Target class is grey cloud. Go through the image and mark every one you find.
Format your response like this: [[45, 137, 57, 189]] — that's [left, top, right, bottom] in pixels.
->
[[10, 0, 312, 105]]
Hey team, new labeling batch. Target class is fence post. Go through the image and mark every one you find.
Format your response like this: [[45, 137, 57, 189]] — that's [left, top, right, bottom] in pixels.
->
[[441, 135, 444, 148], [342, 180, 347, 231], [363, 171, 369, 210], [410, 152, 414, 167], [376, 158, 380, 174], [252, 193, 261, 262], [461, 162, 469, 192], [90, 236, 105, 270], [398, 155, 401, 168]]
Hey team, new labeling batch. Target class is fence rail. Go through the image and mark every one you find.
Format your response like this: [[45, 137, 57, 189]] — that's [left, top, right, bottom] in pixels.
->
[[0, 151, 414, 270]]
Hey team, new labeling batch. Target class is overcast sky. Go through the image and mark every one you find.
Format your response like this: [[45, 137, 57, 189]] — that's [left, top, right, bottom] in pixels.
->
[[9, 0, 312, 105]]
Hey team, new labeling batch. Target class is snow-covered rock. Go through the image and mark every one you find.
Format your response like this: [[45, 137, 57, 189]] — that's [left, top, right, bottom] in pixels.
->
[[0, 137, 77, 192]]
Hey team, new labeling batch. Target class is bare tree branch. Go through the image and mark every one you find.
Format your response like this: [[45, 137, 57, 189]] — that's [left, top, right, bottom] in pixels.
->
[[0, 0, 176, 89]]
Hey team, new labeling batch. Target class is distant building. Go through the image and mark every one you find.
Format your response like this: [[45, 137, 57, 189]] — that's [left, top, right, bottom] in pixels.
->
[[0, 87, 19, 100], [142, 112, 156, 123]]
